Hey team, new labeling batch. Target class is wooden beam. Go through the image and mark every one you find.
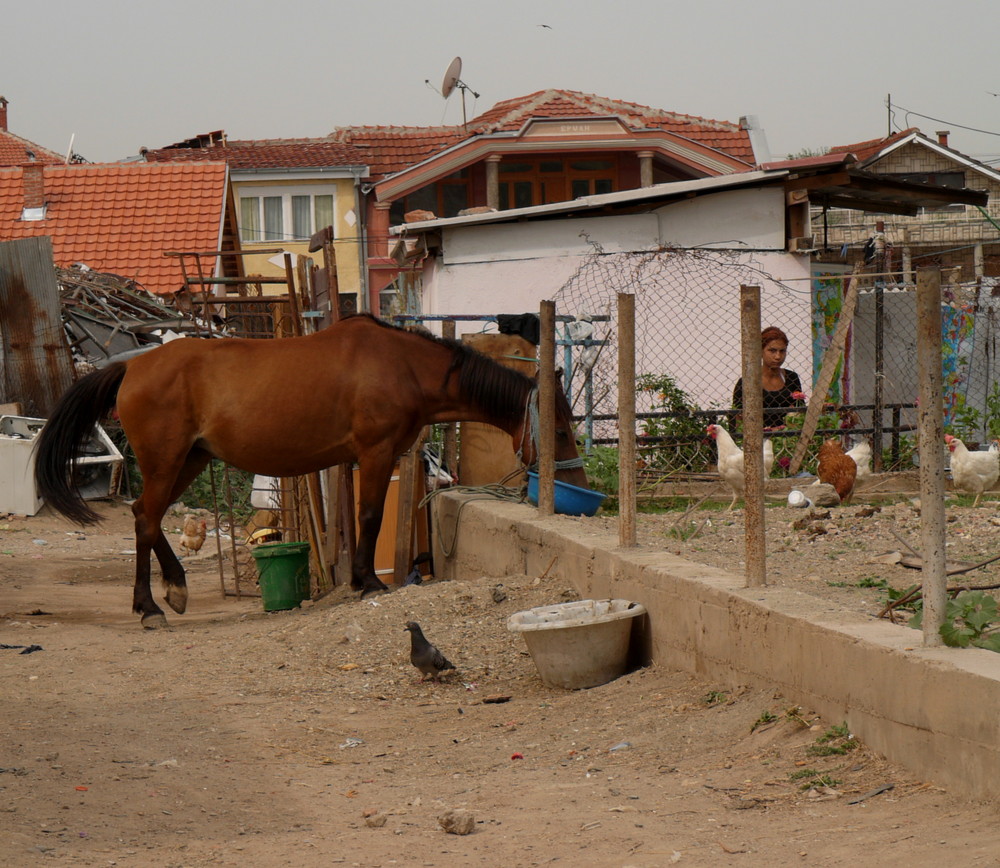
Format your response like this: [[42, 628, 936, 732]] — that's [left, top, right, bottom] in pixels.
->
[[784, 172, 852, 192], [813, 194, 919, 216], [185, 276, 288, 285]]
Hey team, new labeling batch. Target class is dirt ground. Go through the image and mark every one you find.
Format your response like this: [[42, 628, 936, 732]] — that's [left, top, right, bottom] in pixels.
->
[[3, 493, 1000, 868]]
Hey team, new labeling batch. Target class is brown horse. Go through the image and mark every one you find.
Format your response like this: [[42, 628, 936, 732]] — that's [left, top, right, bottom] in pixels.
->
[[34, 314, 588, 627]]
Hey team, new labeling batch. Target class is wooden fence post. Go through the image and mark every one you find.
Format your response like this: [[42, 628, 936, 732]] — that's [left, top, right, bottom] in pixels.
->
[[617, 293, 637, 547], [916, 267, 946, 646], [740, 286, 766, 588], [538, 301, 556, 515]]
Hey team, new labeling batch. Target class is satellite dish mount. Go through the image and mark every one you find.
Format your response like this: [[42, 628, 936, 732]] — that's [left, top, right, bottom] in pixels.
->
[[441, 57, 479, 130]]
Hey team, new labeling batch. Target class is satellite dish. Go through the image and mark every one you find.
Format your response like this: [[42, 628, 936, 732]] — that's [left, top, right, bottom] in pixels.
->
[[441, 57, 462, 99]]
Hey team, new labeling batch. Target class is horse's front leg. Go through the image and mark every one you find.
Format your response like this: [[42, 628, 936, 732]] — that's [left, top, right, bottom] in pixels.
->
[[352, 456, 394, 595]]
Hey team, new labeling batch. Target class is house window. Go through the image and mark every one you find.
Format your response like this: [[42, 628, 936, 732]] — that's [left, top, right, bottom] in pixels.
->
[[390, 169, 471, 222], [239, 188, 336, 242], [498, 156, 616, 209]]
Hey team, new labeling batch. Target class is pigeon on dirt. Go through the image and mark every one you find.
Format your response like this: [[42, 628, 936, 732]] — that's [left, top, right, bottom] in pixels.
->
[[491, 583, 507, 603], [404, 621, 456, 682]]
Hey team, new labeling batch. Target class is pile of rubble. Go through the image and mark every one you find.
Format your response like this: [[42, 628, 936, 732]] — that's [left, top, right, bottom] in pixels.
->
[[57, 265, 217, 369]]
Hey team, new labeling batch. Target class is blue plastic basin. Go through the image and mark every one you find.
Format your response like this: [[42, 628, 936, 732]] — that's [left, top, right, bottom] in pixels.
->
[[526, 471, 607, 516]]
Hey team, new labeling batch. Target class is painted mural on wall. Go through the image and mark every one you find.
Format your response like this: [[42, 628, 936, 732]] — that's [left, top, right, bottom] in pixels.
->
[[941, 301, 977, 430], [810, 268, 852, 403]]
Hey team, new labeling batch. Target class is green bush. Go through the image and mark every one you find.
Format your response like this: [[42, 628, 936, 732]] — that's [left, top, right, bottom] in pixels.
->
[[583, 445, 620, 496], [636, 373, 714, 474]]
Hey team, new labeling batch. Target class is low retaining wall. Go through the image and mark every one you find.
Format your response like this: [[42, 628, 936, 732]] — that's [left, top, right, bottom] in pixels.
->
[[432, 493, 1000, 800]]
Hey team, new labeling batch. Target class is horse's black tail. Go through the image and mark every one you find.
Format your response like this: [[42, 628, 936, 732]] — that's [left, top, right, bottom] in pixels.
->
[[34, 362, 128, 525]]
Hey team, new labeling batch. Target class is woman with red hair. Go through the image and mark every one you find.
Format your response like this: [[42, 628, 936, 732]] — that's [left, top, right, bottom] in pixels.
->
[[732, 326, 805, 429]]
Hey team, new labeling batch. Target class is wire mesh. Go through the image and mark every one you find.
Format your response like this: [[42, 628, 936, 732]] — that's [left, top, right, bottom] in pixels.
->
[[552, 247, 995, 482]]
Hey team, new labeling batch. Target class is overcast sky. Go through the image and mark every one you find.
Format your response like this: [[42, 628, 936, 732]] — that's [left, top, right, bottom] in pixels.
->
[[6, 0, 1000, 166]]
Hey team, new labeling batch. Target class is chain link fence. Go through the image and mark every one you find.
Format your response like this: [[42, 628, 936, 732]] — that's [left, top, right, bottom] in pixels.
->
[[552, 247, 996, 483]]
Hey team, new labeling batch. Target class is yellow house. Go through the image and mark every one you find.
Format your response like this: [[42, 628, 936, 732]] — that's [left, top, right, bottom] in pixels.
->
[[143, 132, 369, 314]]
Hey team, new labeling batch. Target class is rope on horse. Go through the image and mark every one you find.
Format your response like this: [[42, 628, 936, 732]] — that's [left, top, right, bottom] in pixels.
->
[[527, 387, 584, 471]]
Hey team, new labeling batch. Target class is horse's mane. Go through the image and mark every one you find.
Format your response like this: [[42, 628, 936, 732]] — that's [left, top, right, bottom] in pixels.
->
[[346, 313, 536, 420]]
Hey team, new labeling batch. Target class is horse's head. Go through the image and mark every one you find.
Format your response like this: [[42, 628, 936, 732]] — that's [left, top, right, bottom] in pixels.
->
[[514, 377, 590, 490]]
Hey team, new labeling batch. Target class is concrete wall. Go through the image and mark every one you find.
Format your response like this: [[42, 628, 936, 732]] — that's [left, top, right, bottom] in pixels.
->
[[432, 493, 1000, 799]]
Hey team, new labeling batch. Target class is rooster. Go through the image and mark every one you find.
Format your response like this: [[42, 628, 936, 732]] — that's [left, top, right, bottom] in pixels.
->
[[179, 514, 208, 556], [817, 438, 858, 504], [946, 435, 1000, 507], [707, 424, 774, 510], [845, 439, 872, 482]]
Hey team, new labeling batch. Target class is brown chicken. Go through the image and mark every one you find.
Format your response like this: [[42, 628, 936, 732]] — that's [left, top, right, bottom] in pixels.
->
[[817, 438, 857, 504], [179, 514, 208, 556]]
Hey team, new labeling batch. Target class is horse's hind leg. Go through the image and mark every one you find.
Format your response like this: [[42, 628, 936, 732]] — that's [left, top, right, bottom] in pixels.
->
[[131, 494, 169, 628], [132, 448, 211, 627]]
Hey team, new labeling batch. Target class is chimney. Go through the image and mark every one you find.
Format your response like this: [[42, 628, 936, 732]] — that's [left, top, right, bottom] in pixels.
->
[[0, 96, 7, 132], [22, 163, 45, 211], [936, 130, 950, 147]]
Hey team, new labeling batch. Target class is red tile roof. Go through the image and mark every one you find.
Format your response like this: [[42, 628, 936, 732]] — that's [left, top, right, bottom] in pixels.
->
[[829, 128, 919, 164], [332, 89, 755, 176], [143, 90, 753, 187], [143, 136, 368, 170], [469, 89, 753, 157], [328, 127, 464, 177], [0, 162, 229, 295], [0, 129, 64, 167]]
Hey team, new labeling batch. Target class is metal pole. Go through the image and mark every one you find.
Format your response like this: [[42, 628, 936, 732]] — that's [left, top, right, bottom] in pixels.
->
[[740, 286, 766, 588], [442, 319, 459, 476], [563, 323, 573, 404], [916, 267, 947, 646], [538, 300, 556, 515], [617, 293, 637, 547]]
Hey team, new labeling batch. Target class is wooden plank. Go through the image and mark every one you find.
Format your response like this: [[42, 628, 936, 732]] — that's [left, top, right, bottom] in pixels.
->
[[0, 237, 75, 416], [184, 276, 288, 285], [393, 429, 427, 582]]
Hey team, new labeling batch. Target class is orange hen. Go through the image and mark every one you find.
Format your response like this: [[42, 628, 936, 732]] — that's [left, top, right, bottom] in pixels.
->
[[179, 514, 208, 556], [817, 438, 857, 504]]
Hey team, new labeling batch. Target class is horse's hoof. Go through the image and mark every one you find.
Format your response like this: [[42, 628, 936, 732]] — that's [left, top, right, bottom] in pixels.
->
[[360, 582, 390, 599], [141, 612, 169, 630], [164, 584, 188, 614]]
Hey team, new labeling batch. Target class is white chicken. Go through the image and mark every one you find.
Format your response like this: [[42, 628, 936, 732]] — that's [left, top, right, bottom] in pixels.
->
[[946, 434, 1000, 507], [707, 424, 775, 510], [845, 439, 872, 482]]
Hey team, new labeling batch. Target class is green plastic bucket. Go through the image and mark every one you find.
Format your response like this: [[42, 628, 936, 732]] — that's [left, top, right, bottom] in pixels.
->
[[251, 541, 311, 611]]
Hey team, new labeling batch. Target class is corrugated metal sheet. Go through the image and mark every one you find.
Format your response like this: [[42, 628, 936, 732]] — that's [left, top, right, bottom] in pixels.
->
[[0, 237, 76, 416]]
